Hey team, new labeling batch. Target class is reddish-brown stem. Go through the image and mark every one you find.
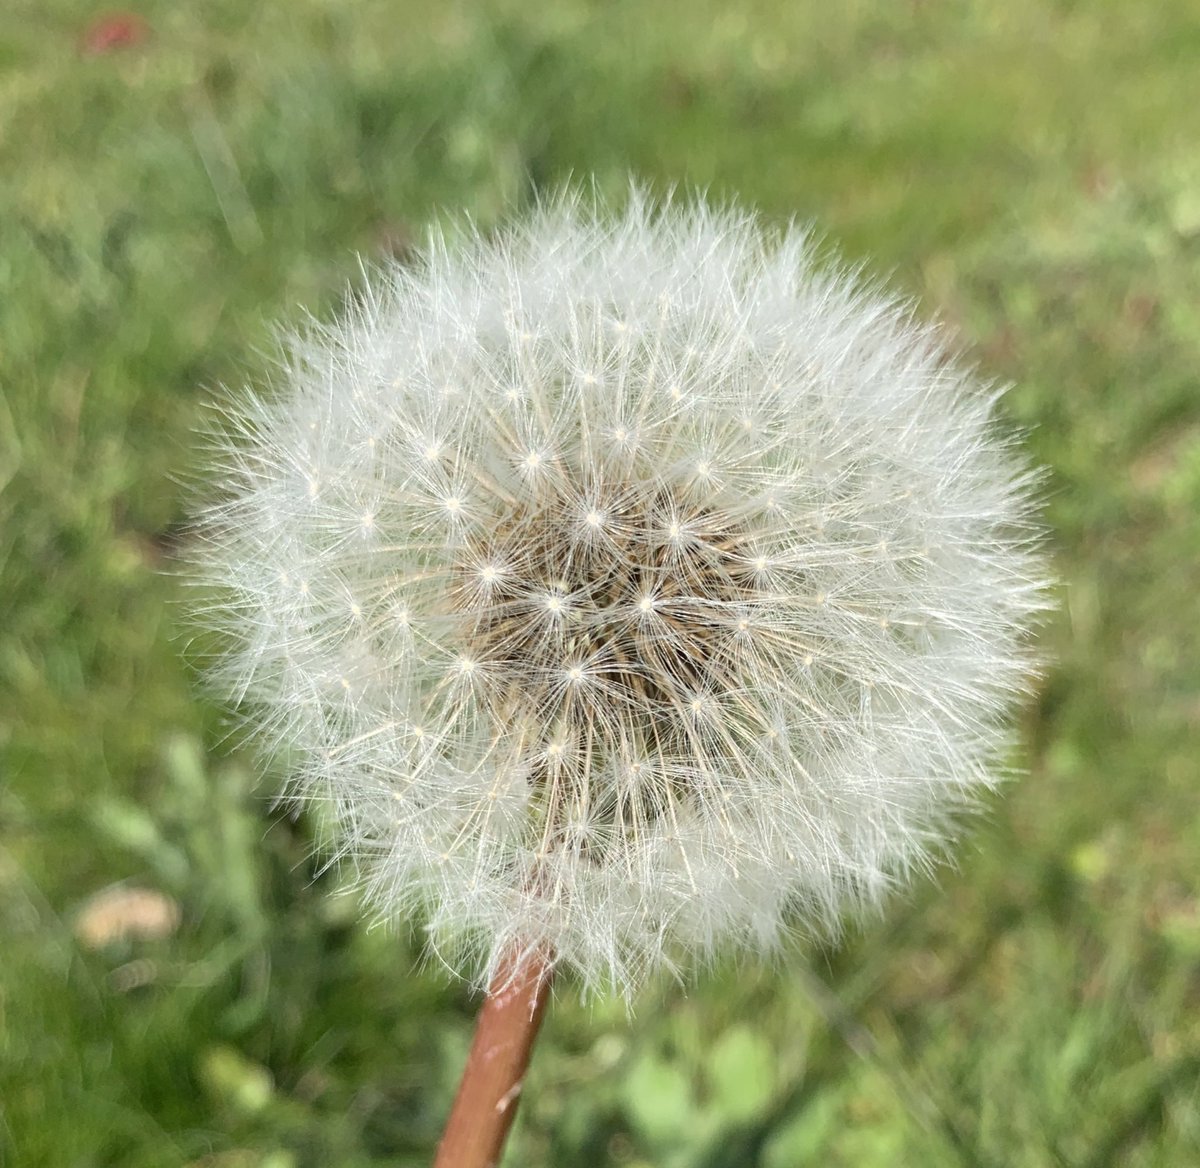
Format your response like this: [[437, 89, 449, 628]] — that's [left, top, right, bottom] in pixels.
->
[[433, 946, 554, 1168]]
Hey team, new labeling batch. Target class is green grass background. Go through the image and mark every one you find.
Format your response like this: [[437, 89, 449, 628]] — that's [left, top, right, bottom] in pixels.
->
[[2, 1, 1199, 1164]]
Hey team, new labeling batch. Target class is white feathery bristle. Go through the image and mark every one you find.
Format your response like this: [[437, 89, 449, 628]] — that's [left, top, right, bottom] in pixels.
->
[[191, 188, 1050, 999]]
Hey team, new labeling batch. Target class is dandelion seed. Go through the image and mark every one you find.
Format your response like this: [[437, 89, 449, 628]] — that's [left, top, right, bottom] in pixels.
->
[[192, 186, 1049, 1009]]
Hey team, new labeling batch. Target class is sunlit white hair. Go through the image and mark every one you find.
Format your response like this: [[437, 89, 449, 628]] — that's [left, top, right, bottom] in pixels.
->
[[193, 188, 1048, 998]]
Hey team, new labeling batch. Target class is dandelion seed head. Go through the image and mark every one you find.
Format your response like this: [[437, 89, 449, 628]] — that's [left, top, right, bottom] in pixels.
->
[[193, 188, 1049, 998]]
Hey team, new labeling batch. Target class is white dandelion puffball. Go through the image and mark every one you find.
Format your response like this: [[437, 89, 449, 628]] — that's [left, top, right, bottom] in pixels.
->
[[196, 190, 1047, 998]]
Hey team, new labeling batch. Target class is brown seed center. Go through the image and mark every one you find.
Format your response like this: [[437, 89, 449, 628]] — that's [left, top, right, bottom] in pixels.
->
[[450, 484, 765, 739]]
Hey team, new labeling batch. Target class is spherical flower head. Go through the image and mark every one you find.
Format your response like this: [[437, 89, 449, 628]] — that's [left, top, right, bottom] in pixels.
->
[[193, 189, 1049, 999]]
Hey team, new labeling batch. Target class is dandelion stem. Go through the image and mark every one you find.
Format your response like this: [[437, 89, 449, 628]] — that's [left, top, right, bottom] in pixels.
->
[[434, 945, 553, 1168]]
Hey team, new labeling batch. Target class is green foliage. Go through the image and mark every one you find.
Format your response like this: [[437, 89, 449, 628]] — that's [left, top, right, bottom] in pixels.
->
[[2, 1, 1198, 1164]]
